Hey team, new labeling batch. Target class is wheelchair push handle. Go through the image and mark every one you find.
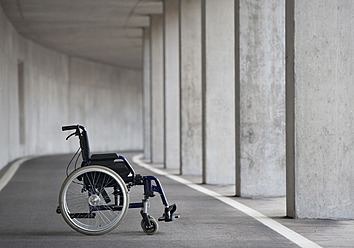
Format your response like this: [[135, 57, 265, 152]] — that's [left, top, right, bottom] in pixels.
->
[[62, 124, 90, 162], [62, 125, 87, 132], [62, 125, 79, 131]]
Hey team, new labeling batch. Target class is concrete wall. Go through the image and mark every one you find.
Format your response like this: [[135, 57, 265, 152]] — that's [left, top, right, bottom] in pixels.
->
[[0, 9, 22, 165], [286, 0, 354, 219], [0, 5, 143, 171], [68, 58, 143, 153]]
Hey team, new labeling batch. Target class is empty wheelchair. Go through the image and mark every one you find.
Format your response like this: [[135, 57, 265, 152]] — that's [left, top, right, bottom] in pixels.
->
[[56, 125, 179, 235]]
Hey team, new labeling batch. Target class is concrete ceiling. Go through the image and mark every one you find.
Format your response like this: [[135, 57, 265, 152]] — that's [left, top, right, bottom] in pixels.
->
[[0, 0, 163, 69]]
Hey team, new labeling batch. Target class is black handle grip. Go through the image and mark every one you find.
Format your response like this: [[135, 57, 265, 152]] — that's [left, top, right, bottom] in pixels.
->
[[62, 125, 78, 131]]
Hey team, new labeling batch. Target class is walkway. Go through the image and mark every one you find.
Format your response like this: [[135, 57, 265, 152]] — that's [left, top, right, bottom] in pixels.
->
[[0, 153, 352, 248]]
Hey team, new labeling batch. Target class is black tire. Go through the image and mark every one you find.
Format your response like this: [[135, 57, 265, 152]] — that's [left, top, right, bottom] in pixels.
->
[[141, 216, 159, 235], [59, 165, 129, 235]]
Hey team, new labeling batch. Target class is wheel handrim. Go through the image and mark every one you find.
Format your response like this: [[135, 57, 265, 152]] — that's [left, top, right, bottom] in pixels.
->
[[59, 166, 129, 235]]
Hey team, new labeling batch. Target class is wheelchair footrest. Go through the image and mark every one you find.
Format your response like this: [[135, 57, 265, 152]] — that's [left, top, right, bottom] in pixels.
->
[[158, 204, 180, 222]]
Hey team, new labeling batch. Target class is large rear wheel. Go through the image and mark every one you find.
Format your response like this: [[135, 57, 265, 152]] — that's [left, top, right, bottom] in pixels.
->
[[59, 165, 129, 235]]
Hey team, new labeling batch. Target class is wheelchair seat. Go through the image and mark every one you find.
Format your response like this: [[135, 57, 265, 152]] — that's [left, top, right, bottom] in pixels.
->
[[89, 153, 134, 183]]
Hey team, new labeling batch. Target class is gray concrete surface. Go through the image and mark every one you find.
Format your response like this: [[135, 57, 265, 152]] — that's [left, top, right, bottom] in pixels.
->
[[238, 0, 286, 197], [0, 0, 163, 69], [143, 27, 151, 161], [286, 0, 354, 219], [0, 153, 353, 248], [150, 14, 165, 164], [0, 4, 143, 172], [164, 0, 180, 171], [1, 0, 353, 221], [180, 0, 203, 176], [202, 0, 236, 185]]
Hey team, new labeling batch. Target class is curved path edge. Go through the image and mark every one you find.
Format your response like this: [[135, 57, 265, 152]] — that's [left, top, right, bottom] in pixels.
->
[[132, 153, 322, 248], [0, 156, 38, 192]]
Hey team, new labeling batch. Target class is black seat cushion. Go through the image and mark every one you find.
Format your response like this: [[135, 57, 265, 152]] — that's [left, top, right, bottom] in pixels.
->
[[89, 153, 134, 183]]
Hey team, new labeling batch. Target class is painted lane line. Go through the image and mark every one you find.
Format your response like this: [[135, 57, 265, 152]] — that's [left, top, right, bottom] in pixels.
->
[[132, 154, 322, 248], [0, 157, 35, 192]]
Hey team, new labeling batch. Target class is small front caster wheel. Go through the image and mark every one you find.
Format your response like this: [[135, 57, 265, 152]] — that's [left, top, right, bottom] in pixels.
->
[[141, 216, 159, 235]]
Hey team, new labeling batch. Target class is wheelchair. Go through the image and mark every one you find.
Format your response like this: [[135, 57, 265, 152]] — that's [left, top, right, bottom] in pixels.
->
[[56, 125, 179, 235]]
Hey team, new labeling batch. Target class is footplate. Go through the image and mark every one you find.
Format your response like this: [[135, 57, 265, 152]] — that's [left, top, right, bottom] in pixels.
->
[[158, 204, 180, 222]]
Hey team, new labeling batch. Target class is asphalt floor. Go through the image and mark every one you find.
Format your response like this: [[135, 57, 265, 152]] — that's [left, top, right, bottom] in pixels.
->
[[0, 153, 353, 248]]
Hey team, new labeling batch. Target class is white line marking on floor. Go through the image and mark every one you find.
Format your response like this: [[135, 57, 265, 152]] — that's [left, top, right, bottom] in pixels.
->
[[0, 157, 35, 192], [132, 153, 322, 248]]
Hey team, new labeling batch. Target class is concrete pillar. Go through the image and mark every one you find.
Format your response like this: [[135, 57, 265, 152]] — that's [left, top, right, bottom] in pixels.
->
[[202, 0, 235, 184], [237, 0, 285, 197], [143, 27, 151, 160], [180, 0, 203, 175], [150, 15, 165, 164], [164, 0, 180, 170], [286, 0, 354, 219]]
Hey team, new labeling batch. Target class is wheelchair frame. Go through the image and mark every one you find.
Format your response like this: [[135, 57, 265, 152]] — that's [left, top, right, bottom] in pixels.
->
[[57, 125, 178, 235]]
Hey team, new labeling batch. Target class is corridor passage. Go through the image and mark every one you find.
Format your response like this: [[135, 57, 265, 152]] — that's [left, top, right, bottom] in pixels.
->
[[0, 153, 352, 248]]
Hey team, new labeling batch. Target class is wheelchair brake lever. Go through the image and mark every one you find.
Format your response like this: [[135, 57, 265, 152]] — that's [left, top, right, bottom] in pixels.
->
[[66, 132, 77, 140]]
